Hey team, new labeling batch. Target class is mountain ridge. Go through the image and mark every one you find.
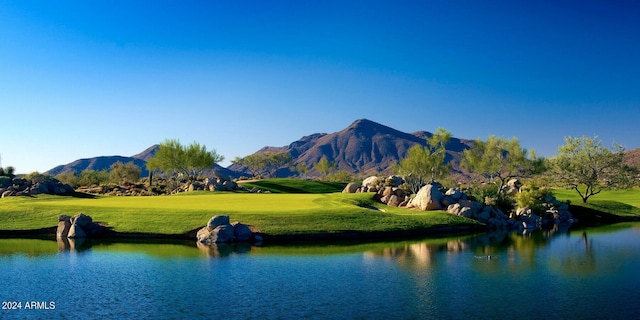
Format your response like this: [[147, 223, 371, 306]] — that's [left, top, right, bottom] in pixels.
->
[[46, 118, 635, 179]]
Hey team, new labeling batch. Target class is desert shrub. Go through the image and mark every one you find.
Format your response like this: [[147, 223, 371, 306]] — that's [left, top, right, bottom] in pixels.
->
[[516, 183, 550, 214], [56, 172, 80, 188], [78, 170, 110, 187], [467, 184, 515, 213], [25, 172, 52, 183], [0, 176, 11, 187], [325, 170, 354, 183]]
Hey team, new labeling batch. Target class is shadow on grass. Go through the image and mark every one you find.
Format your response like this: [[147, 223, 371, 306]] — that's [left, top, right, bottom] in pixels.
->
[[570, 200, 640, 226]]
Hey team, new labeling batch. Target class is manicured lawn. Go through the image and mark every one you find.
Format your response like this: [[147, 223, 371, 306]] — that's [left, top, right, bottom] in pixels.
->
[[239, 178, 347, 193], [552, 188, 640, 219], [0, 192, 479, 235]]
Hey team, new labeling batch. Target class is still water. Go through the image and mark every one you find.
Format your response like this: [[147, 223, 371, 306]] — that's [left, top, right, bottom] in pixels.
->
[[1, 223, 640, 319]]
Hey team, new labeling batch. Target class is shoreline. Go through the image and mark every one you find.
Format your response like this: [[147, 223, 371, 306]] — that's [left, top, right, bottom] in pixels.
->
[[1, 204, 637, 243], [0, 224, 487, 243]]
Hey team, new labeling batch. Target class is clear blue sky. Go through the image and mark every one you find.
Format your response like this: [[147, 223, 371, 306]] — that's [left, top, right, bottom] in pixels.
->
[[1, 0, 639, 174]]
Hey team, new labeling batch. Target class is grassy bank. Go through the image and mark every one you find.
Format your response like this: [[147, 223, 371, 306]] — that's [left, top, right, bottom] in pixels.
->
[[552, 188, 640, 224], [0, 190, 480, 236], [239, 178, 346, 194]]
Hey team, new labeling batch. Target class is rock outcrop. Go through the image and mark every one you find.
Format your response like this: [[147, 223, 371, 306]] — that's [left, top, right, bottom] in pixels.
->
[[196, 215, 262, 244], [343, 175, 574, 231], [0, 177, 74, 198], [57, 213, 102, 238]]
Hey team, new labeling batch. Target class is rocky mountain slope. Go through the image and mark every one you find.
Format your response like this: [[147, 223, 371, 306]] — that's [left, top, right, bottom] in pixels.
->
[[230, 118, 474, 176]]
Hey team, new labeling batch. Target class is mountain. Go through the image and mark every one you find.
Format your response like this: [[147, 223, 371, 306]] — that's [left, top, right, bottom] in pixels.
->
[[230, 118, 474, 176], [46, 156, 150, 177], [132, 144, 159, 161], [45, 144, 237, 179]]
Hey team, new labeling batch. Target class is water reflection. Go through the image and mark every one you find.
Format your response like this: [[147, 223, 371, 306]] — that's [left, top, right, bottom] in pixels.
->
[[363, 224, 590, 272], [57, 237, 91, 252], [196, 241, 254, 257]]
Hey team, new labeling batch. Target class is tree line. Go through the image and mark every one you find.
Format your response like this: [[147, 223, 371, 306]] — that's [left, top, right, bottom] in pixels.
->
[[394, 128, 637, 204], [3, 132, 637, 203]]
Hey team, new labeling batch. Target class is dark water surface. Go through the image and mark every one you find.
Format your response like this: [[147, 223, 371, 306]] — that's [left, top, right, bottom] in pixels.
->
[[1, 223, 640, 319]]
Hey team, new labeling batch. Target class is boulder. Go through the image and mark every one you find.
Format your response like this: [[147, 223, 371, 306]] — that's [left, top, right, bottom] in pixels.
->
[[445, 188, 464, 201], [57, 215, 72, 238], [504, 179, 522, 196], [72, 213, 93, 228], [387, 195, 402, 207], [385, 175, 404, 187], [342, 183, 361, 193], [407, 184, 443, 211], [197, 224, 235, 244], [67, 223, 87, 238], [208, 215, 231, 229], [362, 176, 380, 188], [232, 222, 253, 242]]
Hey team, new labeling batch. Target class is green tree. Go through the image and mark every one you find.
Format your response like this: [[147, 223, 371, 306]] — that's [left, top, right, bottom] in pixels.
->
[[234, 152, 293, 178], [146, 139, 224, 183], [56, 172, 80, 188], [551, 136, 636, 203], [461, 135, 541, 194], [314, 157, 337, 179], [394, 127, 452, 194], [0, 166, 16, 179], [294, 162, 309, 178], [78, 170, 110, 187], [109, 161, 141, 184], [263, 152, 293, 178]]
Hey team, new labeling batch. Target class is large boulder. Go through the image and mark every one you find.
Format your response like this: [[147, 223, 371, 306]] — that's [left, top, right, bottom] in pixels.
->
[[207, 215, 230, 229], [504, 179, 522, 196], [197, 224, 235, 244], [72, 213, 93, 228], [342, 183, 361, 193], [385, 175, 404, 187], [362, 176, 380, 189], [408, 184, 444, 211], [67, 223, 87, 238], [57, 215, 72, 238], [232, 222, 253, 242]]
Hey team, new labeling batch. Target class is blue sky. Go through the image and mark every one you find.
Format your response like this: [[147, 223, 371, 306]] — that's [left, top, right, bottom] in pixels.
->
[[1, 0, 639, 174]]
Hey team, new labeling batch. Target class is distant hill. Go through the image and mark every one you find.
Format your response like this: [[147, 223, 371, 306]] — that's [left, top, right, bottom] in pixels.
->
[[229, 118, 474, 177], [45, 144, 237, 179], [132, 144, 159, 161], [46, 156, 151, 177]]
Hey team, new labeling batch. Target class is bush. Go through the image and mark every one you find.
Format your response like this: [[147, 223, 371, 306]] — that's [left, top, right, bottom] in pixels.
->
[[25, 172, 52, 183], [466, 184, 515, 213], [325, 170, 354, 183], [56, 172, 80, 188], [0, 176, 11, 187], [516, 183, 550, 214]]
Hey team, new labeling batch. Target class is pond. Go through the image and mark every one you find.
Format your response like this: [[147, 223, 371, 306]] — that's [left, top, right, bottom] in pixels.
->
[[1, 223, 640, 319]]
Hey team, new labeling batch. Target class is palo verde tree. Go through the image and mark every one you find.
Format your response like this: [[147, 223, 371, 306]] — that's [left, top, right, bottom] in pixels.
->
[[461, 135, 542, 194], [109, 161, 141, 184], [394, 127, 452, 194], [313, 156, 337, 179], [146, 139, 224, 183], [550, 136, 636, 203], [232, 151, 293, 178]]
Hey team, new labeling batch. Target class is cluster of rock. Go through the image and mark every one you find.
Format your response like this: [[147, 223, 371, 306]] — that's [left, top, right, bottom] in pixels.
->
[[0, 177, 74, 198], [76, 183, 152, 196], [188, 175, 241, 192], [343, 176, 574, 230], [56, 213, 102, 238], [196, 215, 262, 244]]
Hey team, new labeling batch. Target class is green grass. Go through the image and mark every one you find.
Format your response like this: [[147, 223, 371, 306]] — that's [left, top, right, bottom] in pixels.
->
[[0, 192, 480, 236], [552, 188, 640, 221], [239, 178, 347, 193]]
